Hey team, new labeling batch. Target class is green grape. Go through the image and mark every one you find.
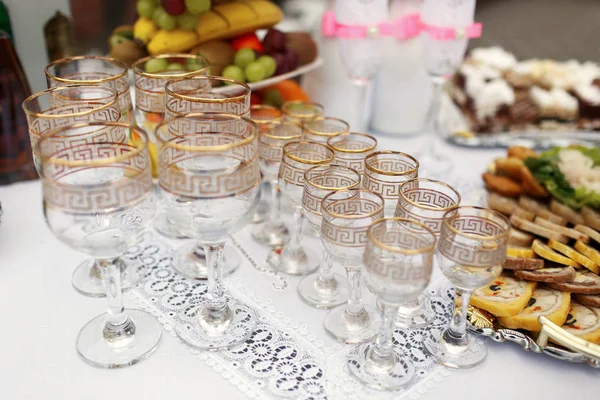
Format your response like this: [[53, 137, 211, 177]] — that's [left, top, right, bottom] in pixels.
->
[[137, 0, 156, 18], [245, 61, 265, 83], [257, 55, 276, 78], [176, 12, 197, 31], [186, 57, 206, 71], [234, 48, 256, 68], [222, 65, 246, 83], [145, 58, 169, 73], [153, 7, 177, 30], [185, 0, 211, 15], [167, 62, 185, 71]]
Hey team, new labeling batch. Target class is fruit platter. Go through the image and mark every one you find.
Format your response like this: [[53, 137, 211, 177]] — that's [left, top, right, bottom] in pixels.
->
[[110, 0, 321, 107], [444, 46, 600, 148], [470, 144, 600, 367]]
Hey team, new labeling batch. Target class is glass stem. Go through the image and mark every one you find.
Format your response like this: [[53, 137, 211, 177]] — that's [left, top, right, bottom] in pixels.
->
[[345, 267, 364, 315], [270, 180, 281, 223], [99, 258, 135, 343], [367, 302, 399, 370], [283, 206, 305, 254], [194, 243, 206, 258], [205, 243, 226, 312], [428, 76, 445, 138], [318, 249, 335, 282], [351, 78, 371, 132], [443, 288, 472, 347]]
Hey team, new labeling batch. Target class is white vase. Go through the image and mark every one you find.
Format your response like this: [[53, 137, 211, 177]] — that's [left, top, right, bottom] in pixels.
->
[[370, 0, 433, 136]]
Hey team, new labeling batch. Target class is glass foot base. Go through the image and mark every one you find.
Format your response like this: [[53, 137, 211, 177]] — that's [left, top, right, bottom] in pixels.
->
[[267, 246, 319, 276], [297, 273, 348, 309], [72, 258, 140, 298], [154, 215, 190, 239], [76, 310, 162, 368], [324, 304, 380, 344], [176, 299, 257, 350], [251, 220, 289, 247], [172, 242, 240, 280], [424, 330, 487, 369], [394, 296, 435, 329], [347, 344, 415, 391]]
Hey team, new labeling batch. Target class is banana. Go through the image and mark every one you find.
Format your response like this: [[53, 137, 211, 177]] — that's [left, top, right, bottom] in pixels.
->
[[148, 28, 200, 55], [134, 17, 159, 45]]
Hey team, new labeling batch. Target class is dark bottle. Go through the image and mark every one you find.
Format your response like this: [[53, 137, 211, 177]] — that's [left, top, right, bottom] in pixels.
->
[[0, 30, 37, 184]]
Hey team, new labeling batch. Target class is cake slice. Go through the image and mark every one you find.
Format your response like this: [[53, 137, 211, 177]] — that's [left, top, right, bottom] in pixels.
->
[[514, 266, 576, 283], [548, 271, 600, 294], [470, 274, 536, 317], [497, 286, 570, 332]]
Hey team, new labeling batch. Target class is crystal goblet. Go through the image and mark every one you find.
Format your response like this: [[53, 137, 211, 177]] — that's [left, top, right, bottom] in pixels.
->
[[302, 116, 350, 143], [251, 120, 302, 246], [326, 133, 378, 175], [298, 165, 361, 308], [320, 188, 385, 343], [38, 123, 160, 368], [157, 113, 261, 349], [281, 100, 324, 126], [392, 178, 461, 328], [424, 206, 510, 368], [348, 218, 436, 390], [269, 141, 334, 275]]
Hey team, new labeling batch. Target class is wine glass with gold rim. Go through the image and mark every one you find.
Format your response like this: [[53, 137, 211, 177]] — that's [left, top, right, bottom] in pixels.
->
[[281, 100, 324, 126], [348, 218, 436, 390], [302, 116, 350, 143], [320, 188, 385, 343], [45, 55, 132, 122], [156, 113, 261, 349], [298, 165, 361, 308], [424, 206, 510, 368], [269, 141, 334, 275], [249, 104, 283, 225], [251, 120, 302, 247], [22, 85, 135, 298], [392, 178, 461, 328], [38, 123, 160, 367], [326, 132, 378, 175]]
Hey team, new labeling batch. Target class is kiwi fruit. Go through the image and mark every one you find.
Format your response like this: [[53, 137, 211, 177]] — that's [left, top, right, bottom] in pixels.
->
[[110, 41, 147, 67], [285, 32, 318, 66], [190, 40, 236, 77]]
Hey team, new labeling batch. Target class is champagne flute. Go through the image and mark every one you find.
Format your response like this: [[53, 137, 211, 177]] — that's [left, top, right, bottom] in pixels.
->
[[425, 206, 509, 368]]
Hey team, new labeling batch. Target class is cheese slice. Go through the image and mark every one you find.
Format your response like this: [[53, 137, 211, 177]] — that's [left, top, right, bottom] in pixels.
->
[[532, 239, 579, 267], [562, 303, 600, 344], [471, 274, 536, 317], [507, 247, 536, 259], [498, 287, 570, 332], [548, 239, 595, 271], [573, 241, 600, 274]]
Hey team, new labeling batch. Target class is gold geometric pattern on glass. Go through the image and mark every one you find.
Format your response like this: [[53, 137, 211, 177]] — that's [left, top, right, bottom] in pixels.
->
[[363, 151, 419, 200]]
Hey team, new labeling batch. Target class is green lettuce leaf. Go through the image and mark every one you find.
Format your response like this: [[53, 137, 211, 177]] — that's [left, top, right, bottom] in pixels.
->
[[575, 187, 600, 209]]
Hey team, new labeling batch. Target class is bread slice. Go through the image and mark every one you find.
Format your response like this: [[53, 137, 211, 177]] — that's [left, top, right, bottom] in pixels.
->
[[548, 271, 600, 294], [508, 228, 534, 247], [515, 267, 576, 283], [562, 302, 600, 344], [507, 247, 536, 258], [582, 207, 600, 231], [471, 274, 536, 317], [535, 217, 590, 243], [498, 286, 570, 332], [573, 294, 600, 308], [550, 199, 584, 225], [488, 192, 518, 215], [503, 257, 544, 271], [510, 215, 569, 243], [573, 241, 600, 274], [518, 196, 567, 225], [575, 225, 600, 246], [532, 239, 579, 267], [513, 207, 535, 221]]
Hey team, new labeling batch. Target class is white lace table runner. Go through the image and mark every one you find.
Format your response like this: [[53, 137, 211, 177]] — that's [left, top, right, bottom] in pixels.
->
[[125, 231, 456, 399]]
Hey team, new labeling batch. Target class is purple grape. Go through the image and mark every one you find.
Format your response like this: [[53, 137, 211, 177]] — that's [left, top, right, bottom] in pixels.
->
[[284, 49, 300, 71], [272, 52, 288, 75], [263, 29, 286, 54]]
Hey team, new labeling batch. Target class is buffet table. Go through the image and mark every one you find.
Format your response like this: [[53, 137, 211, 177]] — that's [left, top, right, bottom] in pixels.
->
[[1, 134, 597, 399]]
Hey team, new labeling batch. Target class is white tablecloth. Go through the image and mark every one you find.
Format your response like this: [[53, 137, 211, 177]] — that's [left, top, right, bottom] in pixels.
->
[[1, 134, 597, 399]]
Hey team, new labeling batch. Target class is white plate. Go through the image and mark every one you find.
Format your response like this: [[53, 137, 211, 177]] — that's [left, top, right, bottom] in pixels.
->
[[245, 57, 323, 90]]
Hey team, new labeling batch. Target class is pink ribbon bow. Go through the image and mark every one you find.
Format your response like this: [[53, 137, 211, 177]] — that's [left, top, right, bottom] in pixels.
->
[[420, 22, 482, 40], [321, 11, 421, 40]]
